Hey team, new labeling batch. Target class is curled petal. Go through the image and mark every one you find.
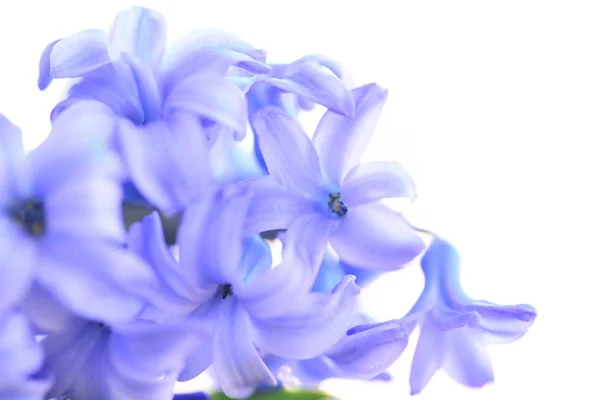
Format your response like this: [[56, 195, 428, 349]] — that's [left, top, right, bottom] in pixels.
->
[[108, 6, 167, 67], [38, 39, 59, 90], [252, 107, 328, 198], [49, 29, 110, 79], [240, 176, 314, 236], [239, 213, 333, 319], [342, 160, 417, 206], [326, 320, 412, 380], [163, 73, 248, 138], [117, 111, 211, 212], [312, 248, 346, 293], [160, 29, 270, 96], [264, 61, 354, 117], [313, 83, 388, 186], [248, 276, 359, 360], [213, 300, 277, 399], [475, 303, 537, 345], [329, 202, 425, 270]]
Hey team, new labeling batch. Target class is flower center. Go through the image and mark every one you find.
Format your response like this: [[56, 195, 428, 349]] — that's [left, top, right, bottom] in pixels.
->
[[327, 192, 348, 217], [218, 284, 234, 300], [7, 199, 46, 236]]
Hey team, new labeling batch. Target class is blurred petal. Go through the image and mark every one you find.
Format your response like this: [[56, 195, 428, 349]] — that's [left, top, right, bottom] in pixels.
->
[[0, 312, 45, 388], [177, 344, 214, 382], [0, 115, 25, 201], [21, 284, 78, 333], [239, 213, 333, 319], [311, 248, 346, 293], [475, 304, 537, 345], [264, 61, 354, 117], [38, 39, 59, 90], [25, 101, 119, 196], [252, 107, 328, 197], [66, 62, 144, 123], [248, 276, 359, 359], [409, 319, 444, 395], [342, 161, 417, 206], [36, 238, 154, 324], [161, 29, 269, 96], [240, 176, 313, 236], [108, 6, 167, 67], [313, 83, 388, 186], [45, 170, 125, 242], [213, 300, 277, 399], [326, 320, 411, 379], [117, 111, 211, 212], [0, 220, 36, 313], [442, 328, 494, 388], [50, 29, 110, 78], [330, 202, 425, 270]]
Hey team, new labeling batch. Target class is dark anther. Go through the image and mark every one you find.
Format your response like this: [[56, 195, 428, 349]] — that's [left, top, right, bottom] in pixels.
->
[[327, 193, 348, 217], [8, 199, 45, 236], [219, 284, 234, 300]]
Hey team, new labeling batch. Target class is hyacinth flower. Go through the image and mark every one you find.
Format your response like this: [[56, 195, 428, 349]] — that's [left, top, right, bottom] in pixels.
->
[[243, 83, 424, 271], [39, 311, 208, 400], [127, 185, 360, 398], [0, 101, 156, 329], [312, 248, 385, 293], [38, 6, 270, 211], [0, 311, 50, 399], [265, 317, 413, 388], [399, 235, 537, 395]]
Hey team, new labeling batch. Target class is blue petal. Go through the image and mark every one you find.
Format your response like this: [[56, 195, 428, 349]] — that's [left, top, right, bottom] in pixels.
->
[[66, 62, 145, 123], [0, 114, 25, 202], [248, 276, 359, 359], [160, 29, 270, 97], [24, 100, 119, 197], [264, 60, 354, 117], [49, 29, 110, 79], [313, 83, 388, 187], [239, 235, 273, 285], [163, 72, 248, 138], [409, 318, 443, 395], [442, 327, 494, 389], [325, 320, 411, 380], [212, 299, 277, 398], [116, 110, 211, 212], [239, 176, 314, 236], [120, 53, 162, 123], [329, 202, 425, 270], [37, 39, 59, 90], [108, 6, 167, 67], [251, 107, 328, 198], [342, 161, 417, 206]]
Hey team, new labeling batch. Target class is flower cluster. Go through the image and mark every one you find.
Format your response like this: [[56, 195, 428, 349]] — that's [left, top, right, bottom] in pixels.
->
[[0, 6, 537, 400]]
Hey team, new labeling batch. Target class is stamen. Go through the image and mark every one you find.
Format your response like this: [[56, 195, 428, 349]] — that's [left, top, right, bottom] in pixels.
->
[[8, 199, 46, 236], [219, 284, 234, 299], [327, 193, 348, 217]]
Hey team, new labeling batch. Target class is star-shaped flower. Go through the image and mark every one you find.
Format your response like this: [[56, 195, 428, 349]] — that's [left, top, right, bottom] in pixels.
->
[[399, 235, 537, 395], [243, 83, 424, 270]]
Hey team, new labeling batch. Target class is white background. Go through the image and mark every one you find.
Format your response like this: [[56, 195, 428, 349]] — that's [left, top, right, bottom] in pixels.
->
[[1, 1, 598, 399]]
